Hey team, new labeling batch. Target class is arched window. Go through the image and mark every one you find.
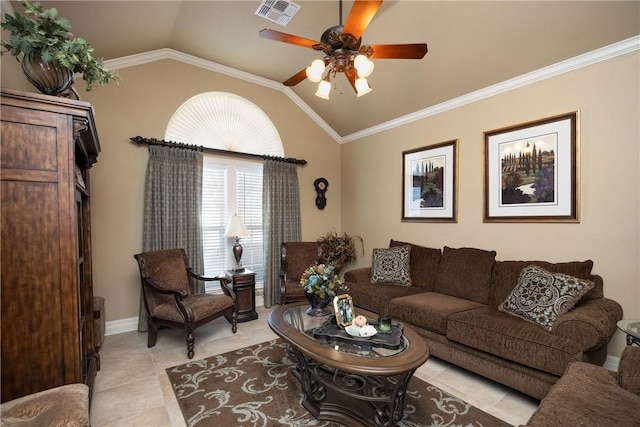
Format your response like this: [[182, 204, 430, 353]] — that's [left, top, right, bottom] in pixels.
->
[[165, 92, 283, 290]]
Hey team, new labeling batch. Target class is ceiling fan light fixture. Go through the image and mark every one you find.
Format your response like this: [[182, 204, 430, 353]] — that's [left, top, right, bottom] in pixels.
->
[[355, 77, 372, 97], [305, 59, 326, 82], [315, 78, 332, 99], [354, 54, 374, 78]]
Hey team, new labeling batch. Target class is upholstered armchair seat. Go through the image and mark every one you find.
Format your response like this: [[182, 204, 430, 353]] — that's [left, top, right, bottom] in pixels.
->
[[152, 294, 234, 323], [134, 248, 237, 359]]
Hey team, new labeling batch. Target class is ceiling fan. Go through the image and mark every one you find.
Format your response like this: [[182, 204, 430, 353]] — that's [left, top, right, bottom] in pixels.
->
[[259, 0, 427, 99]]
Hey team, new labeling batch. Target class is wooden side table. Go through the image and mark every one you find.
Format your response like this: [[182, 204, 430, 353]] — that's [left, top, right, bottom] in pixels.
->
[[224, 269, 258, 323]]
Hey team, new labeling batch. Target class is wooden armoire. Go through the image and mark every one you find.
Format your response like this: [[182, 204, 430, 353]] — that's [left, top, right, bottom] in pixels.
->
[[1, 88, 100, 402]]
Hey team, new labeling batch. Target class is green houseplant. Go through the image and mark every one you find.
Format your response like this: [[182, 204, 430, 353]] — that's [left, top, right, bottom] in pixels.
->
[[1, 0, 119, 94]]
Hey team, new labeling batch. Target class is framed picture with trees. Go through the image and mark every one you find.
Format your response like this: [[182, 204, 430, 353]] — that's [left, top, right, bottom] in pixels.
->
[[402, 140, 458, 222], [483, 111, 579, 222]]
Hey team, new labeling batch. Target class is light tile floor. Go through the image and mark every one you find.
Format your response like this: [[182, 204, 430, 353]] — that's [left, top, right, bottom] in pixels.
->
[[90, 306, 539, 426]]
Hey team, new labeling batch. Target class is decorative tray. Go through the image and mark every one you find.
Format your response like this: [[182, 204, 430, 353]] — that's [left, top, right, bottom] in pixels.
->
[[312, 317, 404, 350]]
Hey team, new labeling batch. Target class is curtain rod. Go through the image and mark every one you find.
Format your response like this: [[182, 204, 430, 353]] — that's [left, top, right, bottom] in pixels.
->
[[130, 136, 307, 165]]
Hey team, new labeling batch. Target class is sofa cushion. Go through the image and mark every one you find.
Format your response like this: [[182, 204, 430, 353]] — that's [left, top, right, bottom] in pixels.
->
[[348, 281, 423, 315], [489, 260, 594, 306], [524, 361, 640, 427], [498, 265, 594, 331], [433, 246, 496, 304], [447, 306, 582, 376], [389, 292, 485, 335], [390, 240, 441, 291], [371, 245, 412, 286]]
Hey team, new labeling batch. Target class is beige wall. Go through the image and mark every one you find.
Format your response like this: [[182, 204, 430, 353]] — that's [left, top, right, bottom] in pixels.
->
[[2, 58, 342, 322], [341, 51, 640, 357]]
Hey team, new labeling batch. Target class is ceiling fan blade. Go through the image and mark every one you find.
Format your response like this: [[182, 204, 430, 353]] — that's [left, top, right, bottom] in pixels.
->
[[344, 67, 358, 93], [341, 0, 383, 40], [283, 68, 308, 86], [259, 28, 319, 49], [368, 43, 428, 59]]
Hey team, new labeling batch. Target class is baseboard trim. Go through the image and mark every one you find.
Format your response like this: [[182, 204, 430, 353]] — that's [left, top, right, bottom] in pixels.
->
[[603, 354, 620, 372], [105, 316, 139, 336]]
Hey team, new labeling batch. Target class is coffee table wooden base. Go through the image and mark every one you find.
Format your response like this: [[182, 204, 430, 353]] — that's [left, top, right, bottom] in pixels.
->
[[286, 345, 416, 427]]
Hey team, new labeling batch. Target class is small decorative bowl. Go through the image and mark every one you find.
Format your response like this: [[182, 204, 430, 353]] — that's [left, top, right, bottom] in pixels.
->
[[345, 324, 377, 338]]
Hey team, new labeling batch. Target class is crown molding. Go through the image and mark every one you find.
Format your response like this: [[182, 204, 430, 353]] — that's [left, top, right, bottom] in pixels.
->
[[341, 35, 640, 143], [105, 49, 342, 143], [105, 36, 639, 145]]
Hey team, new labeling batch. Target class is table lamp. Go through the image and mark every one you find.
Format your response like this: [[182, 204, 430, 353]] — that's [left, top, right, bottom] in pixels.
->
[[225, 214, 250, 272]]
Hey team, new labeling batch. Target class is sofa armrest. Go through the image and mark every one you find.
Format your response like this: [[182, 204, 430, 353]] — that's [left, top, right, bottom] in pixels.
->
[[618, 346, 640, 395], [552, 297, 623, 351], [344, 267, 371, 284]]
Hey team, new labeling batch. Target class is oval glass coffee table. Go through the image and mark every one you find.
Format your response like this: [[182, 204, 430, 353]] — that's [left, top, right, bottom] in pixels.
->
[[617, 319, 640, 346], [268, 302, 429, 427]]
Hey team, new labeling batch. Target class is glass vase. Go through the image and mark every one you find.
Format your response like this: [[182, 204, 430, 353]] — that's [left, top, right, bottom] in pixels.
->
[[305, 291, 331, 316]]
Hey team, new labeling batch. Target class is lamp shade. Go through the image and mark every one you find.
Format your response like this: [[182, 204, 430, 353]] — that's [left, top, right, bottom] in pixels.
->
[[225, 214, 249, 237]]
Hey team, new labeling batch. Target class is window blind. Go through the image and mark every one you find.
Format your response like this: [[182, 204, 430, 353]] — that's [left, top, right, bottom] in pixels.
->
[[202, 157, 263, 291]]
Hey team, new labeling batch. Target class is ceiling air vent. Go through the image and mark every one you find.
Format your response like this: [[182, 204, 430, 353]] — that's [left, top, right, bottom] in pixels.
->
[[255, 0, 301, 26]]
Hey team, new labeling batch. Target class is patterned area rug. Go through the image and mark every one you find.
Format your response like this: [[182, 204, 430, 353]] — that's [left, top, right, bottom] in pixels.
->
[[166, 339, 512, 427]]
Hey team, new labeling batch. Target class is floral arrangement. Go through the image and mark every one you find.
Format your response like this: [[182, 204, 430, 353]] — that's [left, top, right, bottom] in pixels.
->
[[317, 230, 364, 271], [300, 263, 348, 299]]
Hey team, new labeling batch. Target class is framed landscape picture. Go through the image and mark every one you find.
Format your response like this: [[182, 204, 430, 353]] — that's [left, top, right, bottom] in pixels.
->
[[483, 111, 579, 222], [402, 140, 458, 222]]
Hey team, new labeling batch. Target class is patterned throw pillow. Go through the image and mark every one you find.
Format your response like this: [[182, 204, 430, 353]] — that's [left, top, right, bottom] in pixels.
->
[[371, 245, 412, 286], [498, 265, 594, 331]]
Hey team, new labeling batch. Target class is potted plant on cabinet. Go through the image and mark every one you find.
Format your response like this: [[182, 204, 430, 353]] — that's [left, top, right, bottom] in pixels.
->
[[1, 0, 119, 97]]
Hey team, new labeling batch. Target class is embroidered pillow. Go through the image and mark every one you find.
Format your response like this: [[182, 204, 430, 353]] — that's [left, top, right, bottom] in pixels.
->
[[371, 245, 412, 286], [498, 265, 594, 331]]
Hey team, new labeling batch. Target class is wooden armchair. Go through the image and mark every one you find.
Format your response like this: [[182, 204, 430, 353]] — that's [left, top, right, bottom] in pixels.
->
[[134, 248, 237, 359], [280, 241, 322, 305]]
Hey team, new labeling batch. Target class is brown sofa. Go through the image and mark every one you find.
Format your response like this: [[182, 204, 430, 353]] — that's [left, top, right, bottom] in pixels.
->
[[523, 345, 640, 426], [344, 240, 623, 400]]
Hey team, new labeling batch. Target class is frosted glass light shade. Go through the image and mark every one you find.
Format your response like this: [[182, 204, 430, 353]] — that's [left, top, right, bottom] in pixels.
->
[[305, 59, 325, 82], [315, 79, 331, 99], [354, 54, 374, 78], [355, 77, 372, 97]]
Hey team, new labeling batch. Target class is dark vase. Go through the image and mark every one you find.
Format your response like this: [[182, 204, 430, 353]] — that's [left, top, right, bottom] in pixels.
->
[[305, 291, 332, 316], [21, 52, 74, 96]]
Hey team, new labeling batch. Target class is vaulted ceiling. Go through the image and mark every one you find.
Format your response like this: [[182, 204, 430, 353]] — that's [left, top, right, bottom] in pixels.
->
[[4, 1, 639, 139]]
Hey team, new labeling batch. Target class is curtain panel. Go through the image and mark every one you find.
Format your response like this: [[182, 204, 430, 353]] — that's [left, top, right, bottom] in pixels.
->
[[263, 161, 301, 307], [138, 145, 204, 331]]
